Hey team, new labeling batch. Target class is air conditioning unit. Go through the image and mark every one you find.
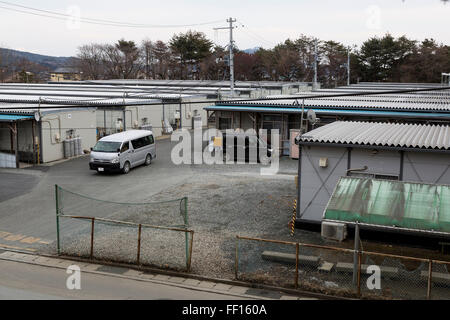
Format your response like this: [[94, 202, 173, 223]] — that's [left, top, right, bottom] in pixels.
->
[[140, 124, 153, 131], [321, 221, 347, 241]]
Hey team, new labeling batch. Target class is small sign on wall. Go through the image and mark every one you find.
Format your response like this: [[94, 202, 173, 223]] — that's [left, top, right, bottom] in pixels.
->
[[319, 157, 328, 168]]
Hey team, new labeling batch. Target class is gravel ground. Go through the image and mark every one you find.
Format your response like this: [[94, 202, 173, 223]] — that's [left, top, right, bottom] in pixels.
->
[[50, 159, 324, 277], [45, 160, 450, 299]]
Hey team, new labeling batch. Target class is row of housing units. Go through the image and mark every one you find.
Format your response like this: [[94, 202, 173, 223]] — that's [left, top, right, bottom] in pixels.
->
[[205, 82, 450, 238], [0, 80, 313, 166], [0, 79, 449, 239]]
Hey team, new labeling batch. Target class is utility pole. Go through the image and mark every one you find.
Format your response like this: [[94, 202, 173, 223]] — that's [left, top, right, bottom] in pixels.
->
[[313, 39, 318, 89], [347, 47, 351, 86], [214, 17, 236, 97]]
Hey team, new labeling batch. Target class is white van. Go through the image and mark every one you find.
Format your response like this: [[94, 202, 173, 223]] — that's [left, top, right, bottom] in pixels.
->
[[89, 130, 156, 174]]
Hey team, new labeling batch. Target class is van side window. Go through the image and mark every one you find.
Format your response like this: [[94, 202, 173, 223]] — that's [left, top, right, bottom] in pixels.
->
[[132, 136, 152, 149], [149, 135, 154, 144], [120, 141, 129, 153], [131, 138, 141, 149], [142, 136, 150, 146]]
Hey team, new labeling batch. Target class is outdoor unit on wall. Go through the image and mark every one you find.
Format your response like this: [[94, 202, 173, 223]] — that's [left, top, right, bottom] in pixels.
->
[[321, 221, 347, 241]]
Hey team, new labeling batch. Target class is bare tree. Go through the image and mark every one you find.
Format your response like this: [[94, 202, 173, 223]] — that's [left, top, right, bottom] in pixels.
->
[[76, 44, 105, 80]]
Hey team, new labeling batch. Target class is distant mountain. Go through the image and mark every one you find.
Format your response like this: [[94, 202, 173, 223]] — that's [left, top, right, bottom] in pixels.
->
[[242, 47, 261, 54], [0, 48, 72, 71]]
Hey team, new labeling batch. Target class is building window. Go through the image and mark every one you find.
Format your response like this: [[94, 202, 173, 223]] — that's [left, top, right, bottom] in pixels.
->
[[219, 118, 231, 130]]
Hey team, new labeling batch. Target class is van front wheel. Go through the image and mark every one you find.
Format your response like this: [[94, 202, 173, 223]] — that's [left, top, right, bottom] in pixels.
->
[[145, 154, 152, 166], [122, 161, 131, 174]]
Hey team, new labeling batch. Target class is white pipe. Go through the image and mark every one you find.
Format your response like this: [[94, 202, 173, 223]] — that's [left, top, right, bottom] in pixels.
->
[[41, 115, 62, 145]]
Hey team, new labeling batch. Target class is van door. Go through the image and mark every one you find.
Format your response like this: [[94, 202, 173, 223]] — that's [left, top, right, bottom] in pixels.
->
[[130, 138, 143, 167], [148, 134, 156, 159], [119, 141, 131, 169]]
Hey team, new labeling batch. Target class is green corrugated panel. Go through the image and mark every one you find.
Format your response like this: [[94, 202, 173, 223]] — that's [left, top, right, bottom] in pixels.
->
[[324, 177, 450, 234]]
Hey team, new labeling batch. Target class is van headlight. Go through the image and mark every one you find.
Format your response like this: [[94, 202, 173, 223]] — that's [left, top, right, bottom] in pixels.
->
[[111, 158, 120, 164]]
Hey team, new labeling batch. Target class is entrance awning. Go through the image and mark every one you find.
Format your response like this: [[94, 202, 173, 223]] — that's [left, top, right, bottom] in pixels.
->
[[323, 177, 450, 235], [0, 114, 33, 122]]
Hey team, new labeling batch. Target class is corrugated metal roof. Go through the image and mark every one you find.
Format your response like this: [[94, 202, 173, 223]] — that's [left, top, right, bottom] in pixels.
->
[[299, 121, 450, 150], [55, 79, 311, 89], [0, 95, 162, 106], [218, 97, 450, 112], [0, 102, 95, 115]]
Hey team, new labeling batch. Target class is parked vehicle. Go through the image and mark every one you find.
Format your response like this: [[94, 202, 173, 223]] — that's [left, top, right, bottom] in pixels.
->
[[209, 131, 273, 165], [89, 130, 156, 174]]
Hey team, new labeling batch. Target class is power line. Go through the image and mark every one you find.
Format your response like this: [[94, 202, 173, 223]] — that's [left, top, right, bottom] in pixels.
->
[[0, 1, 223, 29], [236, 20, 276, 48]]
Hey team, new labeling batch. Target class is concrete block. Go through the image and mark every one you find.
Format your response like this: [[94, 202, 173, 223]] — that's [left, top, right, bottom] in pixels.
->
[[122, 270, 143, 277], [168, 276, 187, 284], [213, 283, 233, 292], [184, 278, 201, 286], [335, 262, 353, 273], [262, 251, 320, 268], [228, 286, 249, 295], [280, 295, 299, 300], [420, 271, 450, 286], [140, 273, 156, 280], [336, 262, 399, 277], [154, 274, 171, 281], [197, 281, 216, 289], [318, 261, 334, 272]]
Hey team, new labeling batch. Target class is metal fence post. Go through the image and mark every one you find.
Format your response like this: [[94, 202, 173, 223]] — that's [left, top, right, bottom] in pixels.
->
[[137, 224, 142, 265], [184, 197, 189, 269], [353, 222, 360, 286], [55, 185, 61, 255], [90, 218, 95, 259], [357, 251, 362, 297], [427, 260, 433, 300], [235, 236, 239, 279], [187, 231, 194, 272], [295, 243, 299, 289]]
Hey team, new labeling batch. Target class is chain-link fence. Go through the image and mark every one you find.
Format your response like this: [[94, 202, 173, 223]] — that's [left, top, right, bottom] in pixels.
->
[[235, 235, 450, 300], [55, 185, 193, 271], [55, 185, 188, 228], [430, 261, 450, 300]]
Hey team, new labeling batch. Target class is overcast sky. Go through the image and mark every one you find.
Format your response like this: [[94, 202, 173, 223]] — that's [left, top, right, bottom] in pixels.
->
[[1, 0, 450, 57]]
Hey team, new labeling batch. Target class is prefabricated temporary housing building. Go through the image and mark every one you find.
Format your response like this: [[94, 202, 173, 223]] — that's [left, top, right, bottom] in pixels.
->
[[0, 84, 227, 138], [0, 103, 97, 166], [295, 121, 450, 232], [49, 79, 314, 96]]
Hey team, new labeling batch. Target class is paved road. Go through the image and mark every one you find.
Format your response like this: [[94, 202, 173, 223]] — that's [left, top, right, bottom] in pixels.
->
[[0, 259, 249, 300], [0, 138, 196, 251], [0, 137, 297, 252]]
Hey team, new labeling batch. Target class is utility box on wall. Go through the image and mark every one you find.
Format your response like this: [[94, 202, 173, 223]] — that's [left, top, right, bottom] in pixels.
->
[[290, 129, 300, 159]]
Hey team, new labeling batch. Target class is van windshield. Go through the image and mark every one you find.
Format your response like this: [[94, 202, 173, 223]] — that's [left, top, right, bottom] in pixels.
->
[[92, 141, 122, 153]]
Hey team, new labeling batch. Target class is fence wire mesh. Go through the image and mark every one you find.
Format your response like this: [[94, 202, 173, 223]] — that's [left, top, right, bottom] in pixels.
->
[[361, 253, 428, 300], [236, 238, 297, 288], [59, 216, 92, 259], [139, 226, 191, 271], [235, 236, 450, 300], [297, 245, 357, 297], [93, 220, 139, 264], [430, 261, 450, 300], [55, 185, 192, 271], [56, 185, 187, 228]]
